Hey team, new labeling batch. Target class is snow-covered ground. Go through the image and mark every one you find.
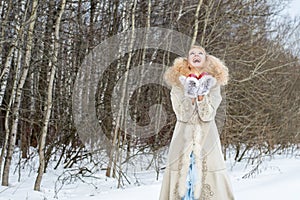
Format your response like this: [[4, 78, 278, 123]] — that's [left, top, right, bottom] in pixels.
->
[[0, 152, 300, 200]]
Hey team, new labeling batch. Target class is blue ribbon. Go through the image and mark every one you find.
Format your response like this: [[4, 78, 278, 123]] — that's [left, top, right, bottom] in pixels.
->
[[182, 152, 198, 200]]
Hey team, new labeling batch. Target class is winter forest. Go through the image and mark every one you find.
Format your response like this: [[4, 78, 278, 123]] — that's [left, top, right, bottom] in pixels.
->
[[0, 0, 299, 199]]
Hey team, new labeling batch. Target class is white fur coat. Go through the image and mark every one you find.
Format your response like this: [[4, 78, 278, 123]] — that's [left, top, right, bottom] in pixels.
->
[[159, 58, 234, 200]]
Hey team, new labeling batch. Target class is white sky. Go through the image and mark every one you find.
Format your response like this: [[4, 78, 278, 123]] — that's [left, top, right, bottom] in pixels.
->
[[286, 0, 300, 17]]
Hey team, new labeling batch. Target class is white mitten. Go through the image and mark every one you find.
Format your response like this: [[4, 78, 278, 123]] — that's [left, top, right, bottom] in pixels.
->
[[179, 75, 199, 98], [198, 75, 217, 96]]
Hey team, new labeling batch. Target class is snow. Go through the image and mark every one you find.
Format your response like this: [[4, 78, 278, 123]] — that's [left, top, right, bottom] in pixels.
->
[[1, 153, 300, 200], [232, 156, 300, 200]]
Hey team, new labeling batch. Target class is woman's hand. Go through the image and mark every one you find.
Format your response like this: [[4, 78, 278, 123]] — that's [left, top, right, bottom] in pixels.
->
[[197, 95, 204, 101], [191, 95, 203, 105]]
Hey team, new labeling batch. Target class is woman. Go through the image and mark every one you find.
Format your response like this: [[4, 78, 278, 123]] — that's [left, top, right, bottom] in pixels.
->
[[159, 46, 234, 200]]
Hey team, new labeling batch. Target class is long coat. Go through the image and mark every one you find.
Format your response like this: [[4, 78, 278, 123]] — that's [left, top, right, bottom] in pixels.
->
[[159, 58, 234, 200]]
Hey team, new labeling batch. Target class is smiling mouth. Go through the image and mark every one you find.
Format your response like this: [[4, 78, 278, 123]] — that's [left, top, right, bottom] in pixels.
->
[[193, 58, 201, 63]]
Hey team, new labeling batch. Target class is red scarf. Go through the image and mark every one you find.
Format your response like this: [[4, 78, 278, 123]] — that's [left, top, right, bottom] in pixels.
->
[[188, 72, 208, 79]]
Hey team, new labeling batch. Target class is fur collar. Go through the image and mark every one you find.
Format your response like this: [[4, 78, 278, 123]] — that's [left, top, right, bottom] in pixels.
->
[[164, 56, 228, 87]]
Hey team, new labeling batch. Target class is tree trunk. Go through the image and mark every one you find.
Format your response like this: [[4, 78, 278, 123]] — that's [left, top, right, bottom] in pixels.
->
[[1, 0, 38, 186], [0, 1, 25, 175], [191, 0, 203, 46], [0, 0, 28, 107], [34, 0, 66, 191]]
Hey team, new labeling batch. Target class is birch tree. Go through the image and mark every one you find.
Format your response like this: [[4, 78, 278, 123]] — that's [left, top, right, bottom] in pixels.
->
[[34, 0, 66, 191], [105, 0, 132, 179], [0, 0, 25, 177], [0, 1, 19, 106], [2, 0, 39, 186], [190, 0, 203, 46]]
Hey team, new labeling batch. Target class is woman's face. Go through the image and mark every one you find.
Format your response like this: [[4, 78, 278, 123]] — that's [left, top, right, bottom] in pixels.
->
[[188, 48, 206, 68]]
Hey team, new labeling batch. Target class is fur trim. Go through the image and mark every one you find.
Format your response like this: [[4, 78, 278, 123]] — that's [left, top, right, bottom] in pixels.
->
[[164, 57, 189, 87], [164, 56, 229, 87], [178, 152, 190, 197], [177, 125, 204, 199], [193, 128, 203, 199], [205, 55, 229, 85]]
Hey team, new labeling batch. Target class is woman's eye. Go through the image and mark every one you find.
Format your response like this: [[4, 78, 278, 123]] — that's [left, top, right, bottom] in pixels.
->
[[198, 52, 203, 55]]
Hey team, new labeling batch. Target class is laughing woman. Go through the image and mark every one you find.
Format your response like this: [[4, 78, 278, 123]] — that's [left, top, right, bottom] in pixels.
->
[[159, 46, 235, 200]]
